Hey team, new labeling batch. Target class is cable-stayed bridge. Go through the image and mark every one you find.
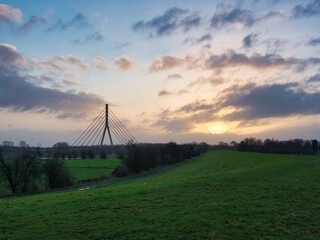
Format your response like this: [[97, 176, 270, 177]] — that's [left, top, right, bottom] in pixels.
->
[[72, 104, 138, 146]]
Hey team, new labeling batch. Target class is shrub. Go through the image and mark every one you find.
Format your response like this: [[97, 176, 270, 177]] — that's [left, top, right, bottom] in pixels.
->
[[42, 158, 73, 189], [112, 165, 129, 177], [99, 151, 107, 159]]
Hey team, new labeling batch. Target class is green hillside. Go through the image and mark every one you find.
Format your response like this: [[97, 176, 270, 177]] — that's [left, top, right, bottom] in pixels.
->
[[1, 151, 319, 239]]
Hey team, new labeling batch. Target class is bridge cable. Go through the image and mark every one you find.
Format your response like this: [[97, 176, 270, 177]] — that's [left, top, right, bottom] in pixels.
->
[[86, 116, 106, 146], [72, 108, 105, 146], [108, 117, 130, 144], [77, 112, 105, 146], [109, 109, 138, 143], [108, 115, 132, 143]]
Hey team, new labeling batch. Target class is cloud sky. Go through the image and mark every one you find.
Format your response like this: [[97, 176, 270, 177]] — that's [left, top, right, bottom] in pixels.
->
[[0, 0, 320, 146], [0, 4, 22, 25]]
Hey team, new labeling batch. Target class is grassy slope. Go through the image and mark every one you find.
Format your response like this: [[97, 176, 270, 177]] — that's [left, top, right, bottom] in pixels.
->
[[0, 151, 319, 240], [64, 156, 121, 180]]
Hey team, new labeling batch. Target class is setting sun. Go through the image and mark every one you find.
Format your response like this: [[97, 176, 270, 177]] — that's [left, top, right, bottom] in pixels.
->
[[208, 122, 229, 134]]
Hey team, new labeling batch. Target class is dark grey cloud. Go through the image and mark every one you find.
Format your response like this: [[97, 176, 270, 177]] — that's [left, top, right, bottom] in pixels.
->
[[0, 66, 104, 118], [211, 8, 256, 28], [307, 36, 320, 46], [176, 100, 214, 114], [132, 7, 201, 37], [180, 14, 201, 31], [19, 15, 47, 33], [219, 83, 320, 121], [154, 82, 320, 133], [210, 6, 284, 29], [292, 0, 320, 18], [72, 31, 105, 44], [306, 73, 320, 83], [0, 43, 22, 65], [242, 33, 258, 48], [46, 13, 89, 32]]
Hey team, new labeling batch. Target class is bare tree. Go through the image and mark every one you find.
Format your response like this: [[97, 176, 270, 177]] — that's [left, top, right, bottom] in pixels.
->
[[19, 141, 27, 148], [0, 148, 40, 193], [43, 158, 73, 189], [2, 141, 14, 147]]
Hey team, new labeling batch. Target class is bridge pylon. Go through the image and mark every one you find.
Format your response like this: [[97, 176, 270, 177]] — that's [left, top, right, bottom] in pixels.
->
[[100, 104, 113, 146], [72, 104, 138, 146]]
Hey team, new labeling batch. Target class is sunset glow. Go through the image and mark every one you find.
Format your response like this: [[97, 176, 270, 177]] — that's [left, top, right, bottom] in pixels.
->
[[0, 0, 320, 146]]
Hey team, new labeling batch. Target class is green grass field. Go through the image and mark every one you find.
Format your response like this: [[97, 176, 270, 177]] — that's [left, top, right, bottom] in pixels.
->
[[1, 151, 319, 239], [64, 156, 121, 181]]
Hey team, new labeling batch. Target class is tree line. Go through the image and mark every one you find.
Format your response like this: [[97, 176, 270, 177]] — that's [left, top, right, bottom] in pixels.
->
[[235, 138, 319, 155], [113, 142, 209, 177]]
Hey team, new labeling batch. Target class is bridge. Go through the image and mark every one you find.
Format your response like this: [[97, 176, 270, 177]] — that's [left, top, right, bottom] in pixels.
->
[[72, 104, 138, 146]]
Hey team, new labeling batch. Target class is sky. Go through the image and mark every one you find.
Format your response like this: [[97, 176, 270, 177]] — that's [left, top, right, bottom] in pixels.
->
[[0, 0, 320, 147]]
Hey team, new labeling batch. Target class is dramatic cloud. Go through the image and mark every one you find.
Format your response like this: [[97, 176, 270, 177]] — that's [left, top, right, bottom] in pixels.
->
[[46, 13, 89, 32], [0, 4, 22, 25], [150, 56, 185, 72], [176, 99, 214, 114], [19, 15, 47, 33], [158, 90, 172, 97], [0, 43, 28, 67], [306, 73, 320, 83], [152, 100, 215, 132], [292, 0, 320, 19], [0, 66, 104, 118], [114, 56, 134, 71], [210, 7, 284, 29], [242, 33, 258, 48], [211, 8, 256, 28], [219, 83, 320, 121], [0, 43, 21, 64], [307, 36, 320, 46], [95, 56, 108, 72], [154, 82, 320, 133], [180, 14, 201, 31], [205, 51, 320, 71], [73, 31, 105, 44], [132, 7, 201, 37], [166, 73, 182, 80]]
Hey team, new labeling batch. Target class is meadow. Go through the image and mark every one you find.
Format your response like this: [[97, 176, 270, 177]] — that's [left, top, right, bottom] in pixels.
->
[[0, 156, 122, 195], [64, 156, 121, 181], [0, 151, 319, 239]]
